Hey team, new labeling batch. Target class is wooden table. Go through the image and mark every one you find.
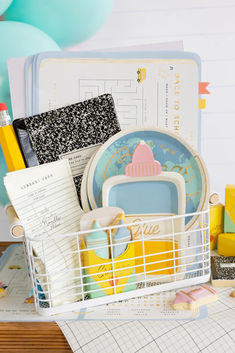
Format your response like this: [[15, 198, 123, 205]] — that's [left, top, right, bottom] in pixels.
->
[[0, 242, 72, 353]]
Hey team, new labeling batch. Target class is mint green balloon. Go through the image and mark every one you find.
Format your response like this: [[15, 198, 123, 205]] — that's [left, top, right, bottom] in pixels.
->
[[0, 21, 60, 207], [5, 0, 114, 48], [0, 0, 13, 15]]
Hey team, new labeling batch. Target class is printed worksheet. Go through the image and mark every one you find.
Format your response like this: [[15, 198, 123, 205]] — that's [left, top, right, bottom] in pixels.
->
[[77, 290, 202, 321], [35, 55, 199, 148], [0, 245, 79, 321]]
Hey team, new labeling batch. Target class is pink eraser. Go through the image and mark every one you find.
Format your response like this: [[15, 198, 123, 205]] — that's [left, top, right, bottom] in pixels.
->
[[172, 284, 217, 310]]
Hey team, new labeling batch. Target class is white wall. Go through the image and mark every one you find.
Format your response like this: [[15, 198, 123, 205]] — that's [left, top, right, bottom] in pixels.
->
[[2, 0, 235, 240]]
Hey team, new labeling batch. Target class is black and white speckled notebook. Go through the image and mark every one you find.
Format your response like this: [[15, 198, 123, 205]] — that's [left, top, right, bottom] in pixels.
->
[[23, 94, 121, 202], [211, 256, 235, 287]]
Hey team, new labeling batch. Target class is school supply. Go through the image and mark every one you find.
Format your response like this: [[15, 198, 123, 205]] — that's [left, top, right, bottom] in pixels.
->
[[172, 284, 217, 311], [82, 241, 136, 299], [24, 51, 202, 150], [102, 140, 187, 281], [224, 184, 235, 232], [209, 203, 224, 250], [81, 208, 131, 261], [3, 50, 210, 314], [217, 233, 235, 256], [7, 42, 184, 119], [16, 94, 120, 202], [86, 221, 109, 259], [0, 103, 25, 172], [80, 208, 135, 299], [112, 214, 131, 257], [211, 256, 235, 287], [102, 140, 186, 217], [4, 159, 84, 306], [74, 291, 208, 321], [86, 128, 209, 231]]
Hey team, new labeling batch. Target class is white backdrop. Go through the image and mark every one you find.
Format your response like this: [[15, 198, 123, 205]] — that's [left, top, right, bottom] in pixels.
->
[[1, 0, 235, 241]]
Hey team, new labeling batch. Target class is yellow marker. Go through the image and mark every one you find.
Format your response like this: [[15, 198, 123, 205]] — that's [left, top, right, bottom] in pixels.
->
[[0, 103, 25, 172], [198, 98, 206, 109]]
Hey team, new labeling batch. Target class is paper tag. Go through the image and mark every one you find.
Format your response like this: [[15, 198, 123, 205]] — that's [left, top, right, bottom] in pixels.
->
[[220, 263, 235, 268], [59, 144, 101, 177]]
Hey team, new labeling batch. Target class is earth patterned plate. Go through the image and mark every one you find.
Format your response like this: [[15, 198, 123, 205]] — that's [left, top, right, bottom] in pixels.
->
[[87, 128, 209, 229], [81, 151, 97, 212]]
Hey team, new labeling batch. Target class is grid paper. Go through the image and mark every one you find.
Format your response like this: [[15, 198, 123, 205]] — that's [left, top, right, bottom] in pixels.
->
[[58, 286, 235, 353]]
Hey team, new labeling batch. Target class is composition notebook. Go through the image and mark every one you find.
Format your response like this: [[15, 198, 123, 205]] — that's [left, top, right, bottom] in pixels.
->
[[25, 51, 202, 150], [14, 93, 121, 201], [211, 255, 235, 287]]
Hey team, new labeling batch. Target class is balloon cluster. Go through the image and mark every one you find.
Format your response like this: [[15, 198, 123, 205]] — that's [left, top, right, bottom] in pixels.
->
[[0, 0, 114, 206]]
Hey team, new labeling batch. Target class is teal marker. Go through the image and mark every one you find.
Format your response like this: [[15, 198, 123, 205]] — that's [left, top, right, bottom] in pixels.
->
[[86, 220, 109, 259], [113, 215, 131, 257]]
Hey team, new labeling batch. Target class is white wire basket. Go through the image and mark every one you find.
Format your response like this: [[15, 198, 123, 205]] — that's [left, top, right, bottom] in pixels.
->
[[24, 209, 210, 316]]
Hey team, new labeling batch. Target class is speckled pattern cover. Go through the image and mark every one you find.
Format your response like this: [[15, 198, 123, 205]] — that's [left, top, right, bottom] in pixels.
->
[[211, 256, 235, 280], [24, 94, 121, 202]]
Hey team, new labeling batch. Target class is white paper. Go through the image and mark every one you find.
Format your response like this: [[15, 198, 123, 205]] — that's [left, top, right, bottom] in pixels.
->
[[7, 41, 183, 122], [37, 58, 198, 148], [7, 57, 27, 119], [4, 160, 84, 307], [77, 290, 200, 320], [59, 144, 102, 178]]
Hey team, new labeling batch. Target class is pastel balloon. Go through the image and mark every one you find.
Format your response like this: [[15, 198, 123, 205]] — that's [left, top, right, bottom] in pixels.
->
[[5, 0, 114, 47], [0, 0, 13, 16], [0, 21, 59, 206]]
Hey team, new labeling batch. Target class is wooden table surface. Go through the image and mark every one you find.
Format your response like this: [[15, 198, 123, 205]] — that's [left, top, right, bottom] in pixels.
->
[[0, 242, 72, 353]]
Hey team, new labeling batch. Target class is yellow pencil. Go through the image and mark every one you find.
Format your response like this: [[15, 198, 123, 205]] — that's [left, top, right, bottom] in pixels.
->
[[0, 103, 25, 172]]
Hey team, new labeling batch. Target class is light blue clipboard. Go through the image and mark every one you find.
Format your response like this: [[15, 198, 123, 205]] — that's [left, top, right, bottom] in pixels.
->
[[31, 51, 202, 150], [25, 55, 38, 117]]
